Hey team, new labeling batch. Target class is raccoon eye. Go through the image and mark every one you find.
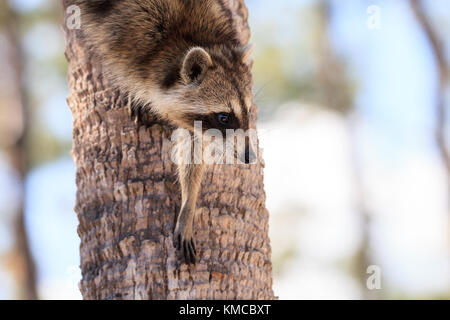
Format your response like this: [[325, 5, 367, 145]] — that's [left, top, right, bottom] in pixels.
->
[[218, 113, 230, 125]]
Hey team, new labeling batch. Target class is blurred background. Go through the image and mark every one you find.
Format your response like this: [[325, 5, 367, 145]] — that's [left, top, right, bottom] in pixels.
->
[[0, 0, 449, 299]]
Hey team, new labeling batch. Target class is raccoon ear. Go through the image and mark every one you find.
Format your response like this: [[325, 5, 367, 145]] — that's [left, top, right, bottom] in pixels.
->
[[180, 47, 213, 84]]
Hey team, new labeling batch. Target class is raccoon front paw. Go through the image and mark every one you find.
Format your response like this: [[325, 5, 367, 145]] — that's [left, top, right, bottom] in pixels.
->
[[174, 224, 197, 265], [128, 103, 157, 128]]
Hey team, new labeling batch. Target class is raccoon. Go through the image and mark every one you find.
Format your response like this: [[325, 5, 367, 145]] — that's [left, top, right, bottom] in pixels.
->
[[73, 0, 256, 264]]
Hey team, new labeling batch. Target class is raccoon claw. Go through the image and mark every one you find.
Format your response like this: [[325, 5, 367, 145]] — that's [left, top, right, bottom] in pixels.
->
[[174, 230, 197, 265], [131, 107, 143, 124], [128, 104, 156, 127], [129, 105, 140, 123]]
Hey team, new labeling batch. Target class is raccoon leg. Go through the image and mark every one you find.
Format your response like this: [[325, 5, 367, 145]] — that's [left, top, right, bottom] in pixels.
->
[[174, 162, 205, 264]]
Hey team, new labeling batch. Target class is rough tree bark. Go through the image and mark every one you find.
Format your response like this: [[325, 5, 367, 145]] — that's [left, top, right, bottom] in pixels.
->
[[64, 0, 274, 300]]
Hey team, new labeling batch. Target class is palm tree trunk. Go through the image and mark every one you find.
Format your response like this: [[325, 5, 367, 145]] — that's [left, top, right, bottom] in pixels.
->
[[64, 0, 274, 300]]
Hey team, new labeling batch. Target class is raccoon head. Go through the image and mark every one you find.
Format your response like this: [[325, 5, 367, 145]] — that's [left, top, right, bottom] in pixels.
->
[[160, 45, 257, 164]]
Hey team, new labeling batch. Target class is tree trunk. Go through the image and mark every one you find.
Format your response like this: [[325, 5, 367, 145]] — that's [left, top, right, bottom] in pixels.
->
[[410, 0, 450, 203], [0, 1, 38, 300], [64, 0, 274, 300]]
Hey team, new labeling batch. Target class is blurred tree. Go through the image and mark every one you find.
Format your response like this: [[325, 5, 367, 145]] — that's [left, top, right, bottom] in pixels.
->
[[251, 2, 353, 117], [315, 0, 375, 299], [0, 1, 37, 300], [63, 0, 274, 299], [313, 1, 354, 114], [250, 0, 372, 299], [18, 2, 70, 170], [410, 0, 450, 206], [410, 2, 450, 296]]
